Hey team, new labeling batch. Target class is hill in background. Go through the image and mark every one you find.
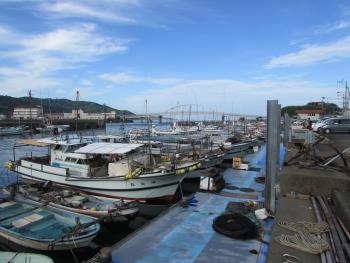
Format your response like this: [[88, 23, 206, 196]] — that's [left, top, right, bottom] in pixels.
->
[[0, 95, 133, 116], [282, 102, 341, 116]]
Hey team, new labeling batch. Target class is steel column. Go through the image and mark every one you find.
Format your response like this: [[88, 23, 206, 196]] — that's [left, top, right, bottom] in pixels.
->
[[265, 100, 279, 214]]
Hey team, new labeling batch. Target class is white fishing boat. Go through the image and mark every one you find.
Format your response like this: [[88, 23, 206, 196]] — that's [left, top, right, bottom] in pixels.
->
[[12, 138, 199, 201]]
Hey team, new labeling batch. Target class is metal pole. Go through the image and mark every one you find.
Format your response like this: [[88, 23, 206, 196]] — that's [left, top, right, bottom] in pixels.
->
[[265, 100, 279, 214], [283, 113, 290, 147], [276, 104, 281, 170]]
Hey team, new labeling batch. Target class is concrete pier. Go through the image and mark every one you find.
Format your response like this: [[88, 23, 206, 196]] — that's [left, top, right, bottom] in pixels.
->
[[268, 133, 350, 263]]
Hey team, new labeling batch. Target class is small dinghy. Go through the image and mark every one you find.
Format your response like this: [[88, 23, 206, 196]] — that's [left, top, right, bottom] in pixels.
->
[[0, 252, 53, 263], [18, 184, 139, 221], [0, 197, 100, 251]]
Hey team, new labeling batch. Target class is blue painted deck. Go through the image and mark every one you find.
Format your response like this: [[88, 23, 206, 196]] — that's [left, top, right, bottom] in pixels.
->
[[112, 145, 285, 263]]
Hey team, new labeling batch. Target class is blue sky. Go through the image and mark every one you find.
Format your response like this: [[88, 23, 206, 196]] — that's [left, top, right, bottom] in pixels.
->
[[0, 0, 350, 114]]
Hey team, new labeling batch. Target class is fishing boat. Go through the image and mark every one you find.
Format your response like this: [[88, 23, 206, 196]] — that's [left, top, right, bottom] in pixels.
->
[[12, 138, 200, 201], [221, 140, 259, 159], [0, 252, 53, 263], [0, 196, 100, 251], [17, 184, 139, 221]]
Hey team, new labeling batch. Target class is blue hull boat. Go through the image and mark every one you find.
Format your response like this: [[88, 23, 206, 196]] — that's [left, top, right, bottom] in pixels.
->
[[0, 196, 100, 251]]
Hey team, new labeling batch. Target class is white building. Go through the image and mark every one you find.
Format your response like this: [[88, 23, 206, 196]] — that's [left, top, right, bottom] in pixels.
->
[[63, 109, 116, 120], [12, 106, 43, 120], [296, 109, 324, 121]]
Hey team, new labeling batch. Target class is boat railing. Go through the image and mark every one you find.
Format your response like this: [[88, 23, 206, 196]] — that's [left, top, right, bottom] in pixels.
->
[[20, 159, 69, 176]]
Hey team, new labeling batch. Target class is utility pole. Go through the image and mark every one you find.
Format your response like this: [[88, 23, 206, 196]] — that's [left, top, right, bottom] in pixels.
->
[[75, 90, 79, 133], [321, 96, 325, 114]]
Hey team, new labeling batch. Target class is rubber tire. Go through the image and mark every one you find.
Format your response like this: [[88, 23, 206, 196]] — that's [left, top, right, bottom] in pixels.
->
[[324, 128, 331, 134], [317, 127, 322, 133]]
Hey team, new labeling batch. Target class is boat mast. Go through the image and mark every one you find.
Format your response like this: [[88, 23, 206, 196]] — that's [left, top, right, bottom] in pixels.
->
[[146, 99, 152, 161], [104, 103, 107, 135], [29, 90, 32, 136], [75, 90, 79, 133]]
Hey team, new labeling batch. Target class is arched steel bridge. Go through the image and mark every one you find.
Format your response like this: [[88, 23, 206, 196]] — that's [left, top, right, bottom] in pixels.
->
[[120, 104, 261, 121]]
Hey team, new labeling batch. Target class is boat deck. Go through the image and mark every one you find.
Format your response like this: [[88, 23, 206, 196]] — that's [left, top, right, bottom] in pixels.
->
[[111, 146, 285, 263]]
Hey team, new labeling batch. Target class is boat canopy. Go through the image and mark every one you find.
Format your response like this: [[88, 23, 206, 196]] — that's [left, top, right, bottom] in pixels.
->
[[74, 143, 144, 154], [38, 137, 92, 146], [16, 139, 51, 147]]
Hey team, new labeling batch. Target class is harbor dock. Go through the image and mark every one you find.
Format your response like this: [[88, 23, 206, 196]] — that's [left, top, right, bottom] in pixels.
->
[[109, 133, 350, 263], [111, 146, 285, 263]]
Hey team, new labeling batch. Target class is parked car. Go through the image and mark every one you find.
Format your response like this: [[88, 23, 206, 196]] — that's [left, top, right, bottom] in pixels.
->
[[312, 118, 328, 132], [320, 117, 350, 134]]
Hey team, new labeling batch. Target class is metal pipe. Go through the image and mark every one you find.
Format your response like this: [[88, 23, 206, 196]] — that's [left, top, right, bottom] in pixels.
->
[[276, 104, 281, 170], [337, 216, 350, 241], [324, 197, 350, 259], [311, 196, 333, 263], [265, 100, 279, 214], [323, 146, 350, 166], [317, 196, 347, 263]]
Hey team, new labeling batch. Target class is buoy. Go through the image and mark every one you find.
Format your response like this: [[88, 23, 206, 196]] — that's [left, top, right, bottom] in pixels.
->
[[5, 161, 14, 171]]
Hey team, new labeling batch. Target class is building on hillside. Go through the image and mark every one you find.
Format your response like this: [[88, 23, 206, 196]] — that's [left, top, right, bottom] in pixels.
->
[[295, 109, 324, 121], [63, 109, 116, 120], [12, 106, 43, 120], [45, 113, 65, 120]]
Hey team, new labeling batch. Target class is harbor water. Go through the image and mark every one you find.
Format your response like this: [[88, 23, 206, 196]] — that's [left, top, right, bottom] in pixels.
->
[[0, 121, 255, 262], [0, 123, 171, 262]]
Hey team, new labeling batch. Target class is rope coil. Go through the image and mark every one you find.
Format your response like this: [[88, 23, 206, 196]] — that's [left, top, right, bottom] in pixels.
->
[[276, 221, 330, 254]]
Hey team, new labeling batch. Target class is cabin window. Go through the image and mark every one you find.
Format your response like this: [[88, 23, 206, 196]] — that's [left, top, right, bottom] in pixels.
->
[[53, 145, 62, 150], [77, 159, 88, 164], [65, 157, 78, 163]]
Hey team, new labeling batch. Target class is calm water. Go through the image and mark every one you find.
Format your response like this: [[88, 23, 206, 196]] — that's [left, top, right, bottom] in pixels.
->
[[0, 122, 171, 262]]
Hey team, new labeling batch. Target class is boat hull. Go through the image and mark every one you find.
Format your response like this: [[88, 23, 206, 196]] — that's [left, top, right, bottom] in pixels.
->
[[17, 165, 187, 201], [46, 202, 139, 219], [0, 228, 95, 251], [223, 141, 258, 159], [0, 198, 100, 251]]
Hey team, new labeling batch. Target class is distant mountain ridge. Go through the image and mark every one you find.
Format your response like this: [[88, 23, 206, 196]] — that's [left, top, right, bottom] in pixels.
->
[[0, 95, 133, 116]]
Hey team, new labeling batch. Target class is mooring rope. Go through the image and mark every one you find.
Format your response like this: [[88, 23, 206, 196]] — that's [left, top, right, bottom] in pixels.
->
[[276, 221, 330, 254], [278, 221, 329, 234], [276, 232, 329, 254]]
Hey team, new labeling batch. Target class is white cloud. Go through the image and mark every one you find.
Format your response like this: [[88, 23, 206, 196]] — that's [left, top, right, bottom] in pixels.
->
[[38, 1, 137, 24], [99, 72, 180, 85], [314, 20, 350, 34], [116, 78, 335, 114], [0, 23, 129, 95], [3, 24, 129, 61], [265, 36, 350, 68]]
